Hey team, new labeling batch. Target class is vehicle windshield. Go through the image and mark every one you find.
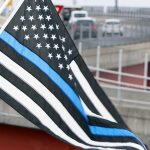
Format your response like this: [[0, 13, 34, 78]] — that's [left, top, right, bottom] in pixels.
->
[[106, 22, 120, 25], [77, 20, 94, 26], [74, 14, 86, 18]]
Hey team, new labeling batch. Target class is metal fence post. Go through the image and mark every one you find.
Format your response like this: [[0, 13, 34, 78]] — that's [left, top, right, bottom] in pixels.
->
[[78, 42, 82, 55], [118, 49, 123, 83], [144, 53, 149, 90], [70, 24, 74, 40], [96, 46, 101, 79], [89, 24, 92, 40], [117, 49, 123, 104], [80, 25, 83, 41]]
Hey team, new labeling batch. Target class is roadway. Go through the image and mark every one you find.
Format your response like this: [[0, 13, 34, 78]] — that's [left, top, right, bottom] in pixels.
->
[[73, 17, 150, 49]]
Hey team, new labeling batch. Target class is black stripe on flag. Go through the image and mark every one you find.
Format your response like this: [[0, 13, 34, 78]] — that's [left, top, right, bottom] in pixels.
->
[[74, 79, 101, 116], [73, 55, 128, 128], [0, 90, 62, 142], [0, 38, 141, 145], [1, 64, 94, 147], [0, 0, 146, 149], [0, 41, 91, 137]]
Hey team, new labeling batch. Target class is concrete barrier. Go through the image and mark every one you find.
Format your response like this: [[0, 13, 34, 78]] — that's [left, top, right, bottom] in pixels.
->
[[82, 42, 150, 69], [0, 99, 149, 148], [117, 106, 150, 148]]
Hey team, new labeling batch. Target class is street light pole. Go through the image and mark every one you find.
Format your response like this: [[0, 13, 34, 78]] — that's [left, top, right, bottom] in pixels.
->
[[115, 0, 118, 14]]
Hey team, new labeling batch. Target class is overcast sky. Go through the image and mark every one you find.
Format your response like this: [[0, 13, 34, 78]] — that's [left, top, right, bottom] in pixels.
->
[[52, 0, 150, 8], [5, 0, 150, 9]]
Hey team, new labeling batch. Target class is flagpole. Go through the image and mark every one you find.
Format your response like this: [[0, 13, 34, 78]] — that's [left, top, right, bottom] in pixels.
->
[[0, 0, 10, 15], [0, 0, 24, 34]]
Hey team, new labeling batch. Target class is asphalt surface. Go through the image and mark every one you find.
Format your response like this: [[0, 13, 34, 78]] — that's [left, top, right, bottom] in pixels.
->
[[72, 18, 150, 49]]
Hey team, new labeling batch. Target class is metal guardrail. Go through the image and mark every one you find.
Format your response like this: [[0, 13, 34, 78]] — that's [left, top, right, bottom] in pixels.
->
[[80, 46, 150, 108], [78, 44, 150, 89], [89, 66, 150, 90], [90, 67, 150, 109], [85, 7, 150, 18]]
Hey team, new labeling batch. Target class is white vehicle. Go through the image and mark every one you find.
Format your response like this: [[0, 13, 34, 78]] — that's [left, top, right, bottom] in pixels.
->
[[102, 19, 124, 36], [69, 10, 88, 24]]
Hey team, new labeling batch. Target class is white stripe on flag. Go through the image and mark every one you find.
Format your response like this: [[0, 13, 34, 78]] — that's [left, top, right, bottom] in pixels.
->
[[1, 76, 83, 148], [80, 98, 108, 120], [70, 60, 116, 123], [1, 52, 144, 150], [1, 76, 110, 150]]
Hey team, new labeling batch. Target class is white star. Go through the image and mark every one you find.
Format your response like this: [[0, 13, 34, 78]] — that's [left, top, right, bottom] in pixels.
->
[[43, 34, 49, 39], [56, 54, 61, 60], [61, 37, 66, 43], [51, 34, 56, 41], [48, 25, 54, 31], [43, 6, 49, 12], [13, 25, 19, 31], [36, 5, 41, 11], [40, 24, 46, 30], [26, 6, 32, 12], [29, 16, 34, 22], [56, 24, 59, 30], [62, 45, 65, 51], [58, 63, 64, 70], [36, 43, 42, 49], [45, 43, 51, 49], [33, 34, 39, 40], [46, 15, 51, 21], [48, 53, 53, 59], [53, 44, 59, 50], [24, 35, 30, 40], [31, 25, 37, 30], [22, 26, 27, 31], [68, 49, 73, 55], [38, 15, 44, 20], [66, 65, 70, 70], [68, 74, 73, 80], [64, 55, 68, 61], [20, 16, 25, 22]]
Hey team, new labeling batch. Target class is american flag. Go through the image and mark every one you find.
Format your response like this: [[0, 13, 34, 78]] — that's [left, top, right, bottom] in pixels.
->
[[0, 0, 146, 149]]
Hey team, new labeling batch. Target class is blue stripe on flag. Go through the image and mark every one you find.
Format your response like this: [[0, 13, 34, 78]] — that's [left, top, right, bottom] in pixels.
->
[[89, 126, 146, 148], [0, 31, 146, 148], [89, 126, 136, 137], [0, 31, 88, 121]]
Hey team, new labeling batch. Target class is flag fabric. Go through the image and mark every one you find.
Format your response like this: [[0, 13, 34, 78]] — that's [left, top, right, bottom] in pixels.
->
[[0, 0, 146, 149]]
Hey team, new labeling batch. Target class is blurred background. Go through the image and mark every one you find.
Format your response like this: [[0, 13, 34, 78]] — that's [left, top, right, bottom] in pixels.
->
[[0, 0, 150, 149]]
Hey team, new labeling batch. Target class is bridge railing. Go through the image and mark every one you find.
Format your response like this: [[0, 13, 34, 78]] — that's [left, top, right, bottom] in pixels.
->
[[79, 43, 150, 108], [89, 66, 150, 108]]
